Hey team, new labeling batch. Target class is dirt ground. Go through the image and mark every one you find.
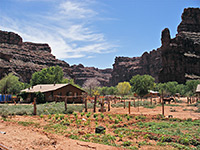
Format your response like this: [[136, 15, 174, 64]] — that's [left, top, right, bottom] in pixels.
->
[[0, 97, 199, 150], [0, 120, 125, 150]]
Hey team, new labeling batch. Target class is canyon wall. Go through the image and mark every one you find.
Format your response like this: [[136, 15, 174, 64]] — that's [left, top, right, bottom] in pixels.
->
[[110, 7, 200, 85]]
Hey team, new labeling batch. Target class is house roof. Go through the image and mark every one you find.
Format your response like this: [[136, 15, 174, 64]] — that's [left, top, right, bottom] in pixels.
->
[[196, 84, 200, 93], [149, 90, 159, 94], [21, 84, 85, 93]]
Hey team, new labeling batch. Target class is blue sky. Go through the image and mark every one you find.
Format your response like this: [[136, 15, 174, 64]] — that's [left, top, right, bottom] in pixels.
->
[[0, 0, 199, 69]]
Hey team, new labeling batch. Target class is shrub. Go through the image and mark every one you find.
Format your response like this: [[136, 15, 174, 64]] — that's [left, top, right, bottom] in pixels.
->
[[159, 136, 172, 142], [81, 112, 85, 117], [59, 114, 65, 120], [86, 112, 91, 118], [93, 113, 98, 118], [178, 137, 190, 145], [100, 113, 104, 119], [122, 141, 132, 146], [114, 119, 119, 124]]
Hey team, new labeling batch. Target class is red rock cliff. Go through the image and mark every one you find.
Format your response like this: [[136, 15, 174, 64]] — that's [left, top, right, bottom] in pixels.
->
[[110, 7, 200, 85]]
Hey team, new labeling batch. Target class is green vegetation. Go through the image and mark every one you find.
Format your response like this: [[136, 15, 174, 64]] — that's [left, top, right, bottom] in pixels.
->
[[0, 102, 84, 116], [0, 73, 27, 94], [116, 81, 131, 96], [130, 74, 155, 97]]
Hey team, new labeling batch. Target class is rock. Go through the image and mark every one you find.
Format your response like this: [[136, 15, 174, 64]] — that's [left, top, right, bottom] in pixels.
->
[[0, 30, 72, 82], [0, 30, 112, 86], [95, 126, 105, 134], [71, 64, 112, 86], [110, 7, 200, 85]]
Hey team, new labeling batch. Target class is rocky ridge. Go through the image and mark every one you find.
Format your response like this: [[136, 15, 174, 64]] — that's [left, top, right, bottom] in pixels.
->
[[0, 30, 112, 86], [110, 7, 200, 85]]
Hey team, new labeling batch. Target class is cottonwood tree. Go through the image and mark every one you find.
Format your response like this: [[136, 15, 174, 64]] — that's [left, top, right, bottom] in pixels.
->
[[83, 78, 100, 96], [130, 75, 155, 98], [116, 82, 131, 97], [0, 73, 24, 94], [31, 66, 64, 86]]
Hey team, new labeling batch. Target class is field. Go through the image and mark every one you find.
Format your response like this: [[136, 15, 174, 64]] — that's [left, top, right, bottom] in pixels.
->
[[0, 97, 200, 150]]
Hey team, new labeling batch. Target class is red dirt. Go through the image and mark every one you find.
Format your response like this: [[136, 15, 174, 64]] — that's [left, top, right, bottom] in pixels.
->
[[0, 97, 199, 149]]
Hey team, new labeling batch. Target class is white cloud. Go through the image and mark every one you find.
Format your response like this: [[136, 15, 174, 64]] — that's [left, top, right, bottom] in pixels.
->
[[59, 1, 97, 19], [0, 0, 117, 60]]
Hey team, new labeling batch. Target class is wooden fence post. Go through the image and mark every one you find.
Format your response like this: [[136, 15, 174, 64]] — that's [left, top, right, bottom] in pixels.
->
[[161, 91, 164, 116], [33, 98, 37, 115], [108, 98, 110, 111], [150, 97, 152, 105], [101, 99, 104, 113], [65, 97, 68, 111], [94, 95, 97, 112], [85, 97, 88, 112], [128, 101, 131, 114], [134, 98, 136, 107]]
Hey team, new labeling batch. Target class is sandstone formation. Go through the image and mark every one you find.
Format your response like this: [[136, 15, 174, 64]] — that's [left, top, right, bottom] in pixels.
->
[[110, 7, 200, 85], [0, 30, 112, 86], [0, 30, 72, 83], [71, 64, 112, 86]]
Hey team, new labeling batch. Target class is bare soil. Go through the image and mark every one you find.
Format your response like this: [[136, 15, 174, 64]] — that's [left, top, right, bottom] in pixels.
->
[[0, 97, 199, 150]]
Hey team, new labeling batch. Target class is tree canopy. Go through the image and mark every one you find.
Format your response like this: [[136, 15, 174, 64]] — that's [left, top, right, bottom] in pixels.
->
[[117, 82, 131, 96], [0, 73, 25, 94], [30, 66, 64, 85], [130, 75, 155, 97]]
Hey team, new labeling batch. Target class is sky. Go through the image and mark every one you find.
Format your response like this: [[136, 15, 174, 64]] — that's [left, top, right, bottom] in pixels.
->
[[0, 0, 199, 69]]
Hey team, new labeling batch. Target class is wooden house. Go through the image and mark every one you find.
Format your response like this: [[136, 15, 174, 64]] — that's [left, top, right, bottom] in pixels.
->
[[21, 84, 85, 103]]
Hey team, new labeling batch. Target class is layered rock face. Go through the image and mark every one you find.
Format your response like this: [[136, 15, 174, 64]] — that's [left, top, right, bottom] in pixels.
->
[[159, 8, 200, 83], [0, 30, 72, 82], [71, 64, 112, 86], [0, 30, 112, 86], [110, 8, 200, 85]]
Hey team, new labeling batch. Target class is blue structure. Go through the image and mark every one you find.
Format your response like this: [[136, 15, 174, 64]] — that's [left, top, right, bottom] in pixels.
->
[[0, 94, 12, 102]]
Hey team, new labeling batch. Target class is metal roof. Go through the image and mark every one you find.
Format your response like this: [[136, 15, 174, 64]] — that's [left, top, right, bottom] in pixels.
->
[[21, 84, 70, 93]]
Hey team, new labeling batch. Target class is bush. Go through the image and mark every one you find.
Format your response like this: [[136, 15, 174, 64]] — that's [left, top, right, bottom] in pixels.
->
[[122, 141, 132, 146], [178, 137, 190, 145]]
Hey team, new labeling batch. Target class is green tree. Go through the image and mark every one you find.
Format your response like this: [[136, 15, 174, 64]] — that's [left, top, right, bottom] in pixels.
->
[[165, 81, 178, 96], [117, 82, 131, 96], [175, 84, 186, 96], [0, 73, 25, 94], [30, 66, 64, 86], [98, 86, 118, 96], [185, 80, 200, 95], [130, 74, 155, 97]]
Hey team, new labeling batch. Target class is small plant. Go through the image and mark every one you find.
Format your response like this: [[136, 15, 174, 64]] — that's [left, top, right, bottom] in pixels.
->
[[40, 114, 44, 118], [59, 114, 65, 120], [48, 114, 52, 119], [73, 112, 78, 119], [54, 114, 59, 120], [95, 121, 98, 126], [126, 115, 130, 121], [114, 119, 119, 124], [93, 113, 98, 118], [86, 112, 91, 118], [122, 141, 132, 146], [95, 117, 98, 121], [100, 113, 104, 119], [81, 112, 85, 117], [178, 137, 190, 145]]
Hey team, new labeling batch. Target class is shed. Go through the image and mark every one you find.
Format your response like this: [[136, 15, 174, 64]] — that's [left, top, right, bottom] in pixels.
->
[[21, 84, 85, 103]]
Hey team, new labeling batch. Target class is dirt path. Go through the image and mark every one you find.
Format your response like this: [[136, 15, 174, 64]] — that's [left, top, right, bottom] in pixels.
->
[[0, 120, 124, 150]]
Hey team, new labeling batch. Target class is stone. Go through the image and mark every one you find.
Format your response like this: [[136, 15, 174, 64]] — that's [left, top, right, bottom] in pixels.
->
[[95, 126, 105, 134]]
